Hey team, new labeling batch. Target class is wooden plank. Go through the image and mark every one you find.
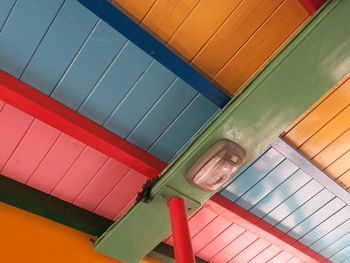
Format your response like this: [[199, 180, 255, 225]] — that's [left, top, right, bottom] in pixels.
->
[[168, 0, 242, 61], [0, 0, 64, 77], [0, 0, 16, 30], [325, 151, 350, 179], [228, 238, 270, 263], [336, 169, 350, 189], [112, 0, 156, 22], [214, 0, 309, 95], [142, 0, 199, 42], [267, 251, 293, 263], [2, 120, 61, 183], [284, 75, 350, 147], [249, 245, 282, 263], [192, 0, 283, 78]]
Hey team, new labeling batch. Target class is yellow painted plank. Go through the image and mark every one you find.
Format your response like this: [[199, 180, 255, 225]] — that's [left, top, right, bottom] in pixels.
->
[[284, 76, 350, 147], [192, 0, 283, 78], [325, 151, 350, 180], [299, 105, 350, 159], [214, 0, 308, 95], [168, 0, 243, 61], [142, 0, 200, 42], [112, 0, 156, 22], [312, 129, 350, 170]]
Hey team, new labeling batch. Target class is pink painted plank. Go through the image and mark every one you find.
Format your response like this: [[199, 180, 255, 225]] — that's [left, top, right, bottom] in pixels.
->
[[73, 158, 130, 211], [2, 120, 60, 183], [286, 257, 302, 263], [167, 207, 217, 246], [248, 245, 282, 263], [211, 231, 258, 263], [196, 224, 245, 261], [267, 251, 293, 263], [27, 134, 85, 193], [0, 104, 33, 169], [191, 215, 231, 254], [94, 170, 147, 220], [50, 147, 109, 203], [229, 238, 270, 263], [0, 101, 5, 112], [114, 194, 137, 221]]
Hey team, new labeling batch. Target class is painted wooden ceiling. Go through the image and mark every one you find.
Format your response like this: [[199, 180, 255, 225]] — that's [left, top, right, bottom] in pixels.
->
[[111, 0, 310, 95]]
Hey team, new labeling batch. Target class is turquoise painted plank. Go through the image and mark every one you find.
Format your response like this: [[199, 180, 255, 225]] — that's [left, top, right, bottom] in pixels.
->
[[104, 61, 176, 138], [299, 206, 350, 246], [235, 159, 298, 210], [78, 42, 152, 124], [275, 188, 335, 233], [127, 78, 197, 150], [287, 198, 345, 240], [220, 148, 285, 202], [20, 0, 98, 94], [148, 94, 218, 162], [264, 180, 323, 226], [250, 169, 311, 218], [51, 21, 127, 110], [0, 0, 16, 30], [310, 219, 350, 252], [322, 233, 350, 259], [0, 0, 64, 77]]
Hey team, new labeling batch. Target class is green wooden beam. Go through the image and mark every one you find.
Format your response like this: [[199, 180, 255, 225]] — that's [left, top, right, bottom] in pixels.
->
[[94, 0, 350, 262], [0, 175, 112, 236]]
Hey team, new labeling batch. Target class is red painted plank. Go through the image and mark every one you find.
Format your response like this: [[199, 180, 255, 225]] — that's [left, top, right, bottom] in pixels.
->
[[94, 170, 146, 220], [210, 231, 258, 263], [286, 257, 302, 263], [191, 215, 231, 254], [26, 134, 85, 193], [229, 238, 270, 263], [248, 245, 282, 263], [114, 194, 137, 221], [196, 224, 245, 261], [0, 70, 167, 178], [0, 101, 5, 112], [2, 120, 60, 183], [167, 207, 217, 246], [0, 104, 33, 170], [267, 251, 293, 263], [50, 147, 109, 203], [298, 0, 326, 15], [73, 158, 130, 211], [205, 194, 328, 263]]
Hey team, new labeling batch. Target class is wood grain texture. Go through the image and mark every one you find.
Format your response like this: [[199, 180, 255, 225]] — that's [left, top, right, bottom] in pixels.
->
[[283, 74, 350, 190]]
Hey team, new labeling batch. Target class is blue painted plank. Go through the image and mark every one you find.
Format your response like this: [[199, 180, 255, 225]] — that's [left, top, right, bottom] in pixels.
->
[[126, 78, 197, 150], [299, 206, 350, 246], [148, 94, 218, 162], [0, 0, 16, 30], [20, 0, 98, 95], [235, 159, 298, 210], [78, 42, 153, 124], [0, 0, 64, 77], [250, 169, 311, 218], [104, 61, 176, 138], [337, 248, 350, 263], [51, 21, 127, 110], [264, 180, 323, 226], [287, 198, 345, 240], [322, 233, 350, 260], [310, 219, 350, 253], [220, 148, 285, 202], [77, 0, 230, 108]]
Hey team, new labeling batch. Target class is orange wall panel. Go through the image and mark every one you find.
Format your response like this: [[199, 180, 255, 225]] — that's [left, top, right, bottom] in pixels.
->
[[0, 203, 158, 263], [283, 74, 350, 190]]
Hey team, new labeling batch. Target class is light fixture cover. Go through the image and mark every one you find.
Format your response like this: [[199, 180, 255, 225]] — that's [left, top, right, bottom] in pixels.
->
[[187, 140, 246, 192]]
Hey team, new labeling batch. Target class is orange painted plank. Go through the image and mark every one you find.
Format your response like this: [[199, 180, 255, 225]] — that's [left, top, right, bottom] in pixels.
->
[[214, 0, 309, 95], [284, 76, 350, 147], [112, 0, 156, 22], [192, 0, 283, 79], [168, 0, 243, 61], [325, 151, 350, 180], [298, 105, 350, 159], [312, 128, 350, 170], [336, 169, 350, 189], [142, 0, 200, 42]]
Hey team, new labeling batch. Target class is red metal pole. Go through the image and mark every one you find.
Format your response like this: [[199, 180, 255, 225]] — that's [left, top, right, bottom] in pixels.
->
[[167, 197, 196, 263]]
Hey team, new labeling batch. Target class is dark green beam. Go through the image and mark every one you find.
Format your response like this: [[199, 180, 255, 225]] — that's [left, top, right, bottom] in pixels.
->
[[0, 175, 112, 236]]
